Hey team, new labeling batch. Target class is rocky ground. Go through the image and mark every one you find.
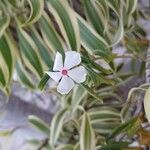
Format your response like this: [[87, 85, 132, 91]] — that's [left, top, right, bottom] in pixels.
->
[[0, 83, 59, 150]]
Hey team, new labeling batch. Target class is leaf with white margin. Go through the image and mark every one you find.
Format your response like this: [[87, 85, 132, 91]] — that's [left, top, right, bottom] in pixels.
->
[[144, 87, 150, 124], [126, 0, 138, 15], [21, 0, 44, 26], [39, 12, 65, 55], [76, 14, 108, 55], [104, 0, 119, 16], [16, 61, 35, 89], [80, 113, 95, 150], [28, 115, 50, 136], [83, 0, 104, 35], [72, 85, 87, 112], [0, 33, 15, 83], [30, 27, 53, 69], [0, 14, 10, 38], [55, 144, 74, 150], [110, 19, 124, 47], [8, 0, 22, 7], [47, 0, 80, 50], [50, 108, 68, 146], [0, 52, 9, 95], [17, 28, 44, 78]]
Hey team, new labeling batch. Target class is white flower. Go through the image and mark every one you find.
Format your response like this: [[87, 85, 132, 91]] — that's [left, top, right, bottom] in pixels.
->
[[46, 51, 87, 94]]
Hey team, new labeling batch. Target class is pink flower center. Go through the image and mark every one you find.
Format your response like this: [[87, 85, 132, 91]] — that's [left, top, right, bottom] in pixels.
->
[[61, 69, 68, 76]]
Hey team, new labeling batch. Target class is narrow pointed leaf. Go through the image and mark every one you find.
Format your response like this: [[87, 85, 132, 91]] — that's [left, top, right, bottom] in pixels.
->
[[47, 0, 80, 50], [56, 145, 74, 150], [39, 13, 64, 55], [28, 115, 50, 136], [76, 14, 110, 57], [17, 28, 44, 78], [16, 61, 35, 89], [31, 28, 53, 68], [38, 74, 50, 90], [50, 108, 68, 146], [83, 0, 104, 35], [0, 34, 14, 82], [126, 0, 138, 15], [71, 85, 87, 111], [80, 113, 95, 150], [0, 14, 10, 38], [97, 142, 129, 150], [22, 0, 44, 26]]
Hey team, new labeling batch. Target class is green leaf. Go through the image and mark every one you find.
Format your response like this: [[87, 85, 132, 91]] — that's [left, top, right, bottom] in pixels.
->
[[77, 14, 110, 57], [8, 0, 18, 7], [89, 109, 120, 123], [110, 19, 124, 46], [56, 144, 74, 150], [81, 54, 112, 74], [47, 0, 80, 50], [126, 0, 137, 15], [50, 108, 68, 146], [71, 85, 87, 111], [0, 130, 12, 137], [17, 28, 44, 78], [22, 0, 44, 26], [0, 67, 6, 87], [0, 34, 14, 82], [107, 117, 141, 141], [80, 113, 95, 150], [38, 74, 50, 90], [0, 14, 10, 38], [28, 115, 50, 136], [81, 84, 103, 102], [39, 13, 65, 55], [83, 0, 104, 35], [92, 122, 120, 134], [30, 27, 54, 68], [97, 142, 129, 150], [16, 61, 35, 89], [104, 0, 119, 16]]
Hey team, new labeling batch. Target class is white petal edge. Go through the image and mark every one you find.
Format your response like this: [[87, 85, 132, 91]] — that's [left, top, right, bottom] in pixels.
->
[[64, 51, 81, 69], [46, 71, 62, 83], [57, 76, 75, 94], [53, 52, 63, 71], [68, 66, 87, 83]]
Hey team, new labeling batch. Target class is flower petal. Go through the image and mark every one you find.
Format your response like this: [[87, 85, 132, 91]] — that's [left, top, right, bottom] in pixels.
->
[[68, 66, 87, 83], [64, 51, 81, 69], [57, 76, 74, 94], [53, 52, 63, 71], [46, 71, 62, 83]]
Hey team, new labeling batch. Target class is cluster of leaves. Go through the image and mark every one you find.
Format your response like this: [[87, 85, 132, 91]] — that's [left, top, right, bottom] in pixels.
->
[[0, 0, 150, 149]]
